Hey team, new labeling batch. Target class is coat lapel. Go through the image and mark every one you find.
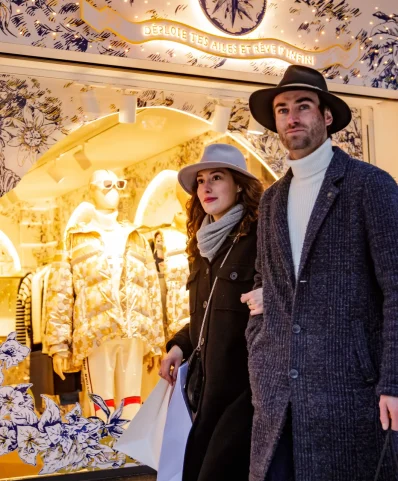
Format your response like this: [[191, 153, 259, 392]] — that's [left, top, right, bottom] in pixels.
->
[[273, 168, 296, 290], [297, 148, 349, 279]]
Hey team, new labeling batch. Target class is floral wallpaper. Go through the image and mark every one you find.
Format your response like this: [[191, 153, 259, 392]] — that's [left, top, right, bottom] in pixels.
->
[[0, 332, 138, 475], [0, 1, 395, 90]]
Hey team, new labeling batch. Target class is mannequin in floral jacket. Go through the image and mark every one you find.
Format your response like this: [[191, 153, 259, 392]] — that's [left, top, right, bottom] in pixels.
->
[[44, 170, 164, 420]]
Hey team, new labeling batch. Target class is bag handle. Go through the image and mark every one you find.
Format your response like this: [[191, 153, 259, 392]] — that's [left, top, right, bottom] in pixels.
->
[[195, 235, 239, 352], [374, 427, 398, 481]]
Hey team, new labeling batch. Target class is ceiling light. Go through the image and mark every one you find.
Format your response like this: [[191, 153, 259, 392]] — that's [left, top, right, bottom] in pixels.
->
[[248, 115, 265, 135], [74, 145, 92, 170], [47, 159, 66, 183], [119, 93, 137, 124], [211, 104, 232, 133], [81, 88, 100, 121]]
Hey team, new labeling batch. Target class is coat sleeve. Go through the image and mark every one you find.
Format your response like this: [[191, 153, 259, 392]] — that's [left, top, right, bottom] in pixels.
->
[[166, 323, 193, 360], [362, 169, 398, 397], [246, 201, 265, 349], [44, 237, 74, 359]]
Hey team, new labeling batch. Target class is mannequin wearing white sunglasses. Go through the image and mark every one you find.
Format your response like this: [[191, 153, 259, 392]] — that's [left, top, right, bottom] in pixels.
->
[[48, 169, 163, 423]]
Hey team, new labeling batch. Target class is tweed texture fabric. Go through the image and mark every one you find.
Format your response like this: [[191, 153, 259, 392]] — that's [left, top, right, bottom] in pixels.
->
[[247, 147, 398, 481]]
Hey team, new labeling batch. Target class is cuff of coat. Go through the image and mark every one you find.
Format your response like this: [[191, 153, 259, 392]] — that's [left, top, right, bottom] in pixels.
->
[[166, 339, 192, 361], [376, 385, 398, 398], [49, 344, 70, 357]]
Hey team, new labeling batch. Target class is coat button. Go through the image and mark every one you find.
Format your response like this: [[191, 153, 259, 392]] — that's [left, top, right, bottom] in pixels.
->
[[200, 338, 205, 346], [203, 301, 208, 309], [292, 324, 301, 334], [206, 268, 209, 275], [230, 272, 238, 280], [289, 369, 299, 379], [327, 191, 333, 199]]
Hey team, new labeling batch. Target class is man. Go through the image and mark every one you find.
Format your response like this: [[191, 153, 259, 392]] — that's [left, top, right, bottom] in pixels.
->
[[246, 65, 398, 481]]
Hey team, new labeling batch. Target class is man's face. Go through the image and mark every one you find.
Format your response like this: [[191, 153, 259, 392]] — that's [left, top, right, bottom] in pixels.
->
[[273, 90, 333, 159]]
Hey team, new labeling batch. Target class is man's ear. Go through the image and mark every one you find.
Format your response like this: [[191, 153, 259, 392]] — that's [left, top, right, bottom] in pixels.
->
[[324, 107, 333, 128]]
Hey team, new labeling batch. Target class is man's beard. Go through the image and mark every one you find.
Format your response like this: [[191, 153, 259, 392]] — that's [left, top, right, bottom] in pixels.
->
[[279, 122, 325, 153]]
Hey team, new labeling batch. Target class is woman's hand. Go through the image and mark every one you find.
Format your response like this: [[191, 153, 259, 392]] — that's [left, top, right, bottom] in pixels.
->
[[241, 288, 263, 315], [159, 345, 184, 386]]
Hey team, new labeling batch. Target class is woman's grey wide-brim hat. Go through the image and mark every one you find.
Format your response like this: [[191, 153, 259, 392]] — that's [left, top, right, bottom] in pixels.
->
[[249, 65, 352, 135], [178, 143, 257, 194]]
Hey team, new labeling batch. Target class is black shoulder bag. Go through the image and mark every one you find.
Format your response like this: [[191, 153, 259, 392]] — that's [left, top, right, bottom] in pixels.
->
[[185, 236, 238, 413]]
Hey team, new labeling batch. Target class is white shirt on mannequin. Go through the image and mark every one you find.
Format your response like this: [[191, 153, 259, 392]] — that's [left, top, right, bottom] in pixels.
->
[[286, 138, 334, 277]]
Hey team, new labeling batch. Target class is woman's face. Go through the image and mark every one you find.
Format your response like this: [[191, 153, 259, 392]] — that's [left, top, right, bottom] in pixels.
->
[[196, 168, 239, 221]]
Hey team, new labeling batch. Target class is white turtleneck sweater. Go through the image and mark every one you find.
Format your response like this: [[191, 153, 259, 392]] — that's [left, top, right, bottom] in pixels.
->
[[286, 138, 334, 277]]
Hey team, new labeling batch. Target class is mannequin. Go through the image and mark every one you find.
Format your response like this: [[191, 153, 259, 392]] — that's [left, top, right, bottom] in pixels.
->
[[155, 182, 190, 338], [45, 170, 164, 421]]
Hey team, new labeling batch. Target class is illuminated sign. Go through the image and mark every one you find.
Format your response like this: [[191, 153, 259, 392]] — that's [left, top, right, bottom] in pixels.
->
[[81, 1, 359, 70]]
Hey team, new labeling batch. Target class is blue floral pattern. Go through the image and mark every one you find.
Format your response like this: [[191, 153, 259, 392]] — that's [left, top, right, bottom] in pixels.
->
[[0, 1, 393, 89], [0, 332, 137, 474]]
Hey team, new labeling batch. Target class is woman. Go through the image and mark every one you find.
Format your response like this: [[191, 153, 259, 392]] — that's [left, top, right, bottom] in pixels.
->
[[159, 143, 263, 481]]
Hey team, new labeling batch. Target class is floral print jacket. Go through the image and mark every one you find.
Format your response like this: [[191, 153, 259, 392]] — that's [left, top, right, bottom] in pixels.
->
[[160, 228, 190, 337], [44, 223, 164, 370]]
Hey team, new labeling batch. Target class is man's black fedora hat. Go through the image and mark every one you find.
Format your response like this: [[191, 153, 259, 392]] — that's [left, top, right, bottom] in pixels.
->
[[249, 65, 352, 135]]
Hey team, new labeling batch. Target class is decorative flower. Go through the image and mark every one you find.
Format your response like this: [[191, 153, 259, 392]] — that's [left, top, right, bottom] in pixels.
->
[[0, 422, 17, 456], [45, 422, 74, 455], [0, 387, 25, 418], [17, 425, 49, 466], [8, 105, 57, 167], [0, 332, 30, 368], [0, 117, 20, 149]]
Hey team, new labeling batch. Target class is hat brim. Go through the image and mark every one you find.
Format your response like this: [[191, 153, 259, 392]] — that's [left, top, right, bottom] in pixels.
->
[[249, 85, 352, 135], [178, 161, 258, 195]]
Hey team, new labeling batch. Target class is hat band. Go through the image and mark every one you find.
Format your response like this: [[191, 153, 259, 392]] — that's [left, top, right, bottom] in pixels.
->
[[280, 82, 326, 92]]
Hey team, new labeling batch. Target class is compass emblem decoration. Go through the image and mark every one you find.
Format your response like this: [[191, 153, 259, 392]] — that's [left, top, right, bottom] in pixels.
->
[[199, 0, 267, 36]]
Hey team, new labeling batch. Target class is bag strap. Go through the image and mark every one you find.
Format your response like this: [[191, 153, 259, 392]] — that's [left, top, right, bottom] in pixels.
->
[[374, 428, 398, 481], [195, 235, 239, 352]]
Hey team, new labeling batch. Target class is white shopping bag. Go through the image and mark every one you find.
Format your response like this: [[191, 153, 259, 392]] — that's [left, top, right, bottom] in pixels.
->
[[157, 362, 193, 481], [115, 377, 172, 470]]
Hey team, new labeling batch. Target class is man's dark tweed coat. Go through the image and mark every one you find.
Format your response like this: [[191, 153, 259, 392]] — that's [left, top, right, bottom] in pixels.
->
[[167, 221, 256, 481], [246, 147, 398, 481]]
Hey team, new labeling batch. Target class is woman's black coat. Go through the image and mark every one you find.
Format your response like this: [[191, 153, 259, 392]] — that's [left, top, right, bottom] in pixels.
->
[[167, 221, 257, 481]]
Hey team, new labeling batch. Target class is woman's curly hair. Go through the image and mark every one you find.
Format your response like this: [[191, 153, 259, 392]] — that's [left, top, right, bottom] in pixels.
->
[[185, 169, 263, 263]]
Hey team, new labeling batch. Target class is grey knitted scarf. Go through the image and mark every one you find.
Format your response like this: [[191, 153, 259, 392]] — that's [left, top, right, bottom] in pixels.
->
[[196, 204, 245, 262]]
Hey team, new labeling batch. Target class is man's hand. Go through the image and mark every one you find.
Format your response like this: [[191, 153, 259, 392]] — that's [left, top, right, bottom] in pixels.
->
[[241, 288, 263, 315], [380, 395, 398, 430]]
